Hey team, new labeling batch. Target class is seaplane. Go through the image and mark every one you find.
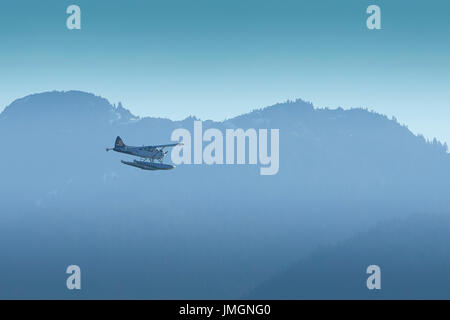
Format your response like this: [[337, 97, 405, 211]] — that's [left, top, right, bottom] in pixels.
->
[[106, 136, 182, 171]]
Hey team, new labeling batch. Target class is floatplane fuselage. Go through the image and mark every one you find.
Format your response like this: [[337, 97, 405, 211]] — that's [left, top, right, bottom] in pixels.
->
[[106, 136, 182, 171]]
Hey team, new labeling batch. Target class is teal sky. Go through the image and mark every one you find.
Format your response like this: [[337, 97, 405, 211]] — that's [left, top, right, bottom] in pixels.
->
[[1, 0, 449, 143]]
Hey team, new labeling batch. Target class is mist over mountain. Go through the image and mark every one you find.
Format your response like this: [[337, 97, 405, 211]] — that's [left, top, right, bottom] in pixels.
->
[[248, 214, 450, 299], [0, 90, 449, 299]]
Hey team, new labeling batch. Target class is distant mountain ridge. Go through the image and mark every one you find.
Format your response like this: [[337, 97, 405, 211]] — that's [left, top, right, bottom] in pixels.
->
[[248, 213, 450, 299], [1, 90, 448, 151], [0, 91, 138, 125]]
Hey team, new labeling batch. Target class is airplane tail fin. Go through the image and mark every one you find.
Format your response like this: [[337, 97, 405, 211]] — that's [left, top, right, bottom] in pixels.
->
[[115, 136, 125, 148]]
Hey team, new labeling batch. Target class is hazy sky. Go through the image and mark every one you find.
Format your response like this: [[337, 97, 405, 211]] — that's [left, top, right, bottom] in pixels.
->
[[1, 0, 449, 143]]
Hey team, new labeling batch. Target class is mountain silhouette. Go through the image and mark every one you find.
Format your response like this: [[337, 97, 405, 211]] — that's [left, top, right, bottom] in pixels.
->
[[0, 91, 449, 299], [248, 214, 450, 299]]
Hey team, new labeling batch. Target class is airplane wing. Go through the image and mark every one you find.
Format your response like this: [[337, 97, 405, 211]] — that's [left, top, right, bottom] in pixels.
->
[[145, 143, 183, 149]]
